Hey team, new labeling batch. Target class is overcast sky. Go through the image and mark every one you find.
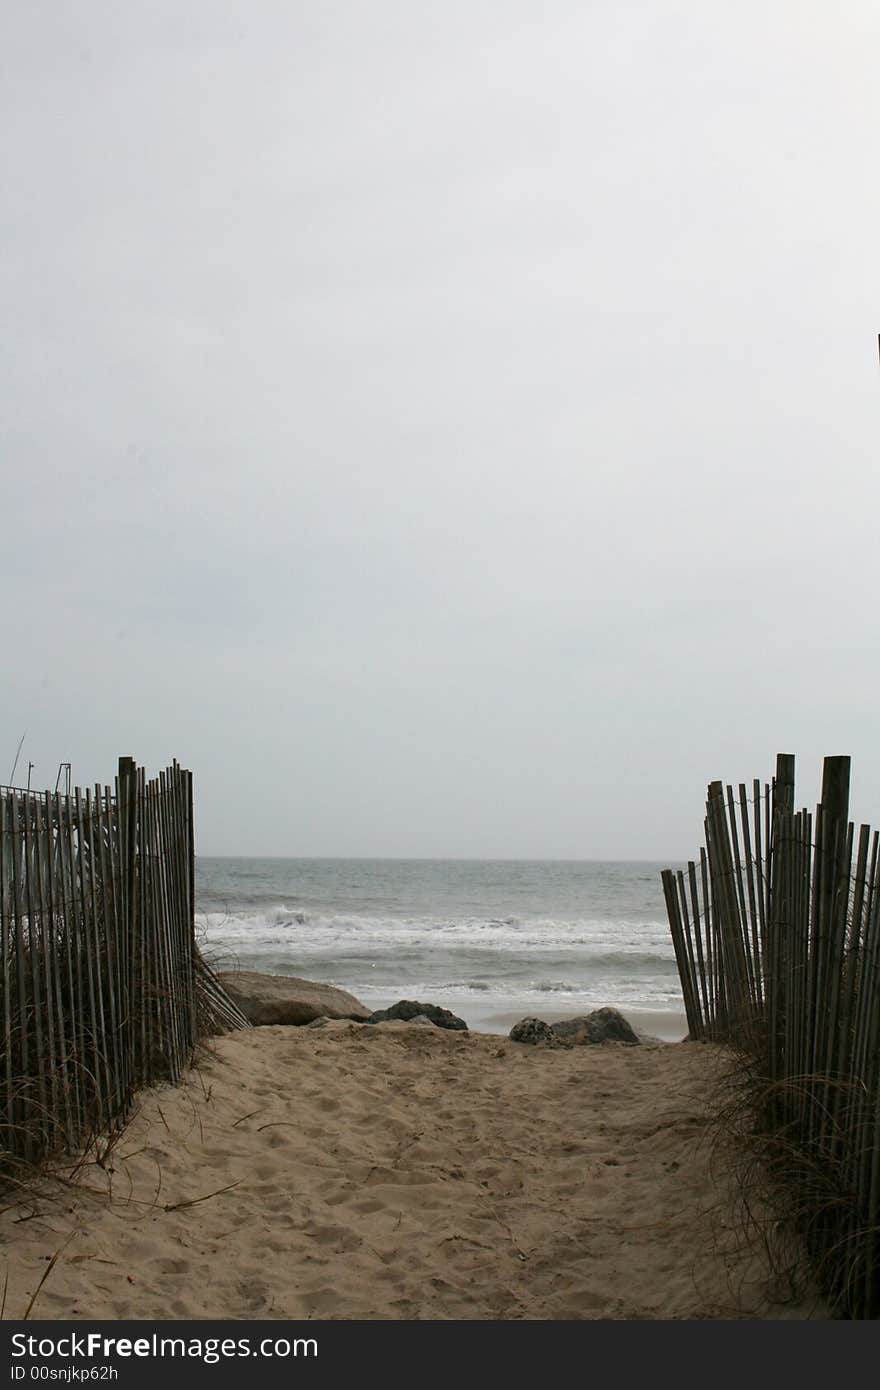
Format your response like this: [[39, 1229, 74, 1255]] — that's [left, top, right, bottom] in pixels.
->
[[2, 2, 878, 858]]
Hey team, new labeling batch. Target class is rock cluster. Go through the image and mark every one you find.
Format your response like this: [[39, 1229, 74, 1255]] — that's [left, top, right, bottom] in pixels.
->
[[215, 974, 471, 1032], [216, 972, 640, 1051], [509, 1007, 640, 1046]]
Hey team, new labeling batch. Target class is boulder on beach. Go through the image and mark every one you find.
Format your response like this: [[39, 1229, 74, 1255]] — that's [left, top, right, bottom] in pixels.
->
[[509, 1007, 641, 1047], [509, 1017, 556, 1045], [216, 971, 371, 1027], [551, 1008, 641, 1045], [365, 1000, 469, 1031]]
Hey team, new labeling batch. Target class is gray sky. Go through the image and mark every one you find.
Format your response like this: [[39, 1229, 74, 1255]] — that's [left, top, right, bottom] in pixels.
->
[[2, 1, 878, 858]]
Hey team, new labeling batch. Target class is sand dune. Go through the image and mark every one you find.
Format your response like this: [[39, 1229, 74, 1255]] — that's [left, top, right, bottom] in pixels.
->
[[1, 1023, 826, 1320]]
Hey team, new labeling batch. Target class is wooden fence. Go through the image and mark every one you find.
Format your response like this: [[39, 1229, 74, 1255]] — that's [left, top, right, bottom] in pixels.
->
[[1, 757, 248, 1178], [662, 754, 880, 1318]]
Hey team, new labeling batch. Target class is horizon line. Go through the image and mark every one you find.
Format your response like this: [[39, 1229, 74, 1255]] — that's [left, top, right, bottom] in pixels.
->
[[193, 853, 689, 864]]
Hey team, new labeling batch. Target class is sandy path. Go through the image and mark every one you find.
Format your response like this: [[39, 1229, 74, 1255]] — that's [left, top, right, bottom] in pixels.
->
[[1, 1023, 825, 1320]]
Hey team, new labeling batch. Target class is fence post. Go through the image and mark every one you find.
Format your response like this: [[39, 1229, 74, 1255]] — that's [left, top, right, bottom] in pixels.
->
[[811, 758, 851, 1086], [117, 758, 137, 1088], [705, 781, 755, 1044], [766, 755, 796, 1088], [774, 753, 795, 818]]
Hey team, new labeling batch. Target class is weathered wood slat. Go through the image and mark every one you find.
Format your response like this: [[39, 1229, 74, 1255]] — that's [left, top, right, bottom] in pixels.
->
[[32, 796, 61, 1147], [1, 794, 16, 1161], [10, 792, 33, 1157]]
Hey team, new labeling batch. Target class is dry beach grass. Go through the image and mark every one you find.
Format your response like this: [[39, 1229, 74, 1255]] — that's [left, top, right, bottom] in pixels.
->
[[1, 1022, 827, 1321]]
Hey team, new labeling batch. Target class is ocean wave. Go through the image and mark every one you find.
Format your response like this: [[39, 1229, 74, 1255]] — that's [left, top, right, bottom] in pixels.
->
[[198, 908, 672, 946], [533, 981, 585, 993], [194, 860, 682, 1016], [434, 980, 492, 992], [196, 902, 681, 1015]]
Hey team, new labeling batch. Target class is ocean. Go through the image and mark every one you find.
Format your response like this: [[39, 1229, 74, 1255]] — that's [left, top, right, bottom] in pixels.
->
[[196, 858, 688, 1041]]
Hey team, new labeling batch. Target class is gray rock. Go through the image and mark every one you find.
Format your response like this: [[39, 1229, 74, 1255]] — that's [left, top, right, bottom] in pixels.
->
[[550, 1007, 640, 1045], [365, 1000, 468, 1031], [216, 970, 370, 1027], [509, 1017, 555, 1045]]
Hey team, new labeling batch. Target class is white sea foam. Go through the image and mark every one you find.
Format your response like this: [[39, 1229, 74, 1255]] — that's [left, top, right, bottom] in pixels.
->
[[195, 858, 686, 1020]]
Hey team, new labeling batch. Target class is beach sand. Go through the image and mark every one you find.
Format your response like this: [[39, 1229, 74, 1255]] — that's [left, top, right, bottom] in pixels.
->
[[1, 1022, 826, 1321]]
